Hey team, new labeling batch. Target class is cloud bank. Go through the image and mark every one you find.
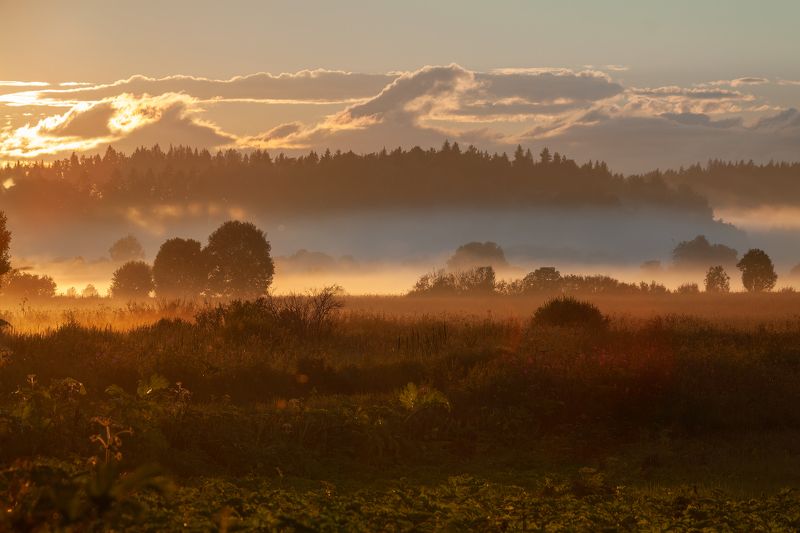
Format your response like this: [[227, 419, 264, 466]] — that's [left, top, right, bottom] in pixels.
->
[[1, 65, 799, 173]]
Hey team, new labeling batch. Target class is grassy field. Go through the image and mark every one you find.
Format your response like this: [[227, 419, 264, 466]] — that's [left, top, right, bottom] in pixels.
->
[[3, 293, 800, 530]]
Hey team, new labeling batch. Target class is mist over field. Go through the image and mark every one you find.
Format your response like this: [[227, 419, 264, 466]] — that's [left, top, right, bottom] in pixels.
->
[[5, 143, 800, 296], [5, 2, 800, 530], [6, 205, 758, 295]]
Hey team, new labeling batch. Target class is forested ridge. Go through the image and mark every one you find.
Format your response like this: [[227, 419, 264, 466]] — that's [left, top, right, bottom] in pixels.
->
[[0, 143, 714, 216]]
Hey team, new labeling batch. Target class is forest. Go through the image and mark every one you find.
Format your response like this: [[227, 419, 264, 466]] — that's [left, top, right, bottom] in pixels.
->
[[0, 144, 713, 218]]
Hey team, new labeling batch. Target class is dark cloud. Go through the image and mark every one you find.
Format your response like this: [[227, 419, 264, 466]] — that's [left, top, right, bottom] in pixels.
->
[[476, 70, 623, 104]]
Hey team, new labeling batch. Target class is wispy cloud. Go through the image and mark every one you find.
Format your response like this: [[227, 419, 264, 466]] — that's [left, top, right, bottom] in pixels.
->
[[0, 81, 50, 87], [707, 77, 770, 87]]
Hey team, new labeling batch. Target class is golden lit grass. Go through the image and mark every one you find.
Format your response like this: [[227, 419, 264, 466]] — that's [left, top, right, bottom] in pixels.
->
[[345, 292, 800, 325], [3, 291, 800, 332]]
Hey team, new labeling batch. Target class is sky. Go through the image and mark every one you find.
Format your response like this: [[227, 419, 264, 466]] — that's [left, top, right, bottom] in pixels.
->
[[2, 0, 799, 172]]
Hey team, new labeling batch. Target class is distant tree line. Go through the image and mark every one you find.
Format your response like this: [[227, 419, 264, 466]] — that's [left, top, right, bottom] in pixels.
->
[[653, 159, 800, 207], [410, 239, 780, 296], [0, 210, 784, 301], [0, 143, 711, 218]]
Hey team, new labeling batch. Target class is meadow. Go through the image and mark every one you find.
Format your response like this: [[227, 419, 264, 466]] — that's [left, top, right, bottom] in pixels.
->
[[3, 292, 800, 530]]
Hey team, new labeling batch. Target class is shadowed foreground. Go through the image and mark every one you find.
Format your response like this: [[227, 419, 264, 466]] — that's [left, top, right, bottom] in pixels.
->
[[3, 295, 800, 530]]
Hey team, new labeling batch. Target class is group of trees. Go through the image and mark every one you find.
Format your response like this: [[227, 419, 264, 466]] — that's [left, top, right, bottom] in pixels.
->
[[109, 220, 275, 299], [0, 143, 712, 220], [409, 265, 674, 297], [0, 208, 785, 302], [668, 234, 777, 293], [699, 251, 777, 293], [410, 247, 780, 297], [409, 266, 497, 296]]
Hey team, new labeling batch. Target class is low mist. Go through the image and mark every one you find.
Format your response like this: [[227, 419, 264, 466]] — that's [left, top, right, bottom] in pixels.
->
[[11, 204, 797, 296]]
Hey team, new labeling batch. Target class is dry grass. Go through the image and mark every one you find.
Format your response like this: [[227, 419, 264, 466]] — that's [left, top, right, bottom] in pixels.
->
[[3, 291, 800, 333]]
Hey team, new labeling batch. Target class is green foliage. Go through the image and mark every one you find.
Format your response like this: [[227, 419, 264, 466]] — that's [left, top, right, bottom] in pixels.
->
[[4, 465, 800, 531], [136, 374, 170, 400], [4, 302, 800, 528], [1, 459, 170, 530], [398, 382, 450, 413]]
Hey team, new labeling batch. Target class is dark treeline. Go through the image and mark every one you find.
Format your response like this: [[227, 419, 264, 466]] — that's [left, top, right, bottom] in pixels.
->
[[647, 159, 800, 207], [0, 143, 711, 217]]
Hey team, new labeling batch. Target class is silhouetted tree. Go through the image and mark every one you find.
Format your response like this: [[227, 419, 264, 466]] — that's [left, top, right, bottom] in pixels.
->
[[539, 147, 552, 165], [457, 265, 496, 293], [410, 266, 496, 295], [81, 284, 100, 298], [153, 238, 208, 298], [2, 270, 56, 298], [0, 212, 10, 284], [672, 235, 737, 271], [109, 235, 145, 263], [704, 265, 730, 293], [522, 267, 563, 293], [410, 269, 457, 296], [737, 249, 777, 292], [512, 145, 533, 169], [446, 242, 508, 271], [110, 261, 154, 299], [205, 221, 274, 299]]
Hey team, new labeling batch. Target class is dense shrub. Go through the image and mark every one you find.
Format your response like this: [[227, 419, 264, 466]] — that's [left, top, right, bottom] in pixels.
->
[[532, 296, 607, 329]]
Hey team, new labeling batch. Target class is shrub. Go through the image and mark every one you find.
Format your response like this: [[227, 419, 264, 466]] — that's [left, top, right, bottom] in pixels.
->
[[532, 296, 607, 329]]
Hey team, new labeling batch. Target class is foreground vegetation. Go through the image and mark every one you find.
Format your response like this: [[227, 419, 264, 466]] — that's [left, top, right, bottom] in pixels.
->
[[2, 293, 800, 529]]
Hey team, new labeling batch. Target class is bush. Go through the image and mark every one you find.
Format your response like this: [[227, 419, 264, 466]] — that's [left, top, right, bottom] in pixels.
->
[[532, 296, 607, 329]]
